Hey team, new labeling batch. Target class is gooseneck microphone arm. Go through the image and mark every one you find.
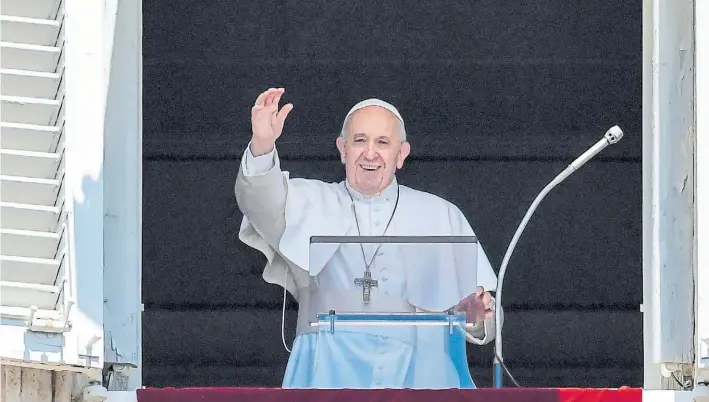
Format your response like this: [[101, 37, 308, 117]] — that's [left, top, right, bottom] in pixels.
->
[[492, 125, 624, 388]]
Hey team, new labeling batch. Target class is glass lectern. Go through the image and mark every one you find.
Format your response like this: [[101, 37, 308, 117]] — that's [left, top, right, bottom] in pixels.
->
[[306, 235, 479, 389]]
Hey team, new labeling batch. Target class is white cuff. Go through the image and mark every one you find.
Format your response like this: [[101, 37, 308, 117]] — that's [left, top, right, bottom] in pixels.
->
[[242, 142, 277, 176]]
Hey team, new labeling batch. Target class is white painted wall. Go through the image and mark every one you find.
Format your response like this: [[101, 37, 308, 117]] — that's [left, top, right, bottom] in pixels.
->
[[59, 0, 108, 372], [643, 0, 696, 389], [695, 0, 709, 388], [102, 0, 143, 390]]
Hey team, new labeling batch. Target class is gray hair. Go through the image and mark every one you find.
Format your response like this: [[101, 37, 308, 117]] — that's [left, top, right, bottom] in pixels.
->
[[340, 114, 407, 142], [339, 98, 408, 143]]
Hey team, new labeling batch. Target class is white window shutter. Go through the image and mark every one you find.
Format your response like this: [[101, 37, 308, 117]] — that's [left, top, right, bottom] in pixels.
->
[[1, 0, 104, 373]]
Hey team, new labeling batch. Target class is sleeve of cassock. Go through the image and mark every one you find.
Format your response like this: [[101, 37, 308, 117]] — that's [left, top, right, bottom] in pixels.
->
[[235, 143, 288, 248], [235, 143, 305, 297], [235, 143, 350, 299]]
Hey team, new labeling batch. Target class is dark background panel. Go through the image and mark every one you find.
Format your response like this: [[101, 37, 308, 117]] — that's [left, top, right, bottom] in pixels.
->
[[142, 309, 642, 368], [143, 365, 642, 389], [142, 0, 641, 161], [142, 0, 642, 388], [278, 1, 640, 62], [142, 0, 640, 62], [142, 61, 641, 160], [142, 159, 641, 308]]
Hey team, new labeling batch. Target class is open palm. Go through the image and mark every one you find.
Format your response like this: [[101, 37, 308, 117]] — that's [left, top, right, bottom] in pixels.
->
[[251, 88, 293, 149]]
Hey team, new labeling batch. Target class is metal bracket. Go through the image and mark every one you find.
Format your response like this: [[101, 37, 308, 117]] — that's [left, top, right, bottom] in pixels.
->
[[661, 362, 695, 389], [104, 363, 136, 391], [26, 301, 74, 333]]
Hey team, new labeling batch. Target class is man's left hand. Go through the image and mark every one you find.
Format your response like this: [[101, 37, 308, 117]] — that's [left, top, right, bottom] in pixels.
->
[[455, 286, 494, 323]]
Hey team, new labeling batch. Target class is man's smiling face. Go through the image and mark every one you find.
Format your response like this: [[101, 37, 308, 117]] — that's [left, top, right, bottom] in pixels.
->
[[336, 106, 410, 196]]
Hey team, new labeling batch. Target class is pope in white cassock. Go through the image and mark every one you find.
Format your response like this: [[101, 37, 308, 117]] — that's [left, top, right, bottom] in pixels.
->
[[235, 88, 501, 389]]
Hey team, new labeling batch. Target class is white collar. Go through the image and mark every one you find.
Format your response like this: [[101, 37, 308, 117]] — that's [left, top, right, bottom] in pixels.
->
[[343, 176, 399, 203]]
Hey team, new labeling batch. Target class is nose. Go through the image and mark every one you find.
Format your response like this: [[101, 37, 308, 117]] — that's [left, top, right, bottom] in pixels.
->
[[364, 141, 377, 159]]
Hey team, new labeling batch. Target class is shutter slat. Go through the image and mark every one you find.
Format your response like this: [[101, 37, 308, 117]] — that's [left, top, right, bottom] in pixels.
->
[[0, 256, 62, 285], [0, 16, 61, 46], [0, 0, 61, 20], [0, 96, 61, 125], [0, 122, 61, 152], [0, 202, 60, 231], [0, 175, 61, 205], [0, 149, 61, 178], [1, 69, 62, 98], [0, 229, 61, 259], [0, 281, 62, 310], [0, 42, 61, 72]]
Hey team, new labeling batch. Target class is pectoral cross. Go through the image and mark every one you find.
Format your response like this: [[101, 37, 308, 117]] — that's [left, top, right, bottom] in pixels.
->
[[354, 271, 378, 304]]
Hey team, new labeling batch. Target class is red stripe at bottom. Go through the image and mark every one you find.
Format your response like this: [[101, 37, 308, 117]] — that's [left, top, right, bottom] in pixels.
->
[[558, 387, 642, 402], [137, 387, 643, 402]]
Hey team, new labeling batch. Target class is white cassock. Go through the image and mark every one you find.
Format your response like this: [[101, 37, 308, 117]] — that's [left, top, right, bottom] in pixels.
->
[[235, 144, 501, 389]]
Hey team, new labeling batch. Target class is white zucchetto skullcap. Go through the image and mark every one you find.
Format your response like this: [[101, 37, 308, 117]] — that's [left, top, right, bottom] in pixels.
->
[[340, 98, 407, 141], [345, 98, 404, 123]]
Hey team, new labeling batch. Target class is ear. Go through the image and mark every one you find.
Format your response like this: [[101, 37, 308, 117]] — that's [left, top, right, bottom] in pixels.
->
[[396, 141, 411, 169], [336, 136, 346, 163]]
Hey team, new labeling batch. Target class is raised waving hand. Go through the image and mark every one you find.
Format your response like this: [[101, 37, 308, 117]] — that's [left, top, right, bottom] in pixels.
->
[[250, 88, 293, 156]]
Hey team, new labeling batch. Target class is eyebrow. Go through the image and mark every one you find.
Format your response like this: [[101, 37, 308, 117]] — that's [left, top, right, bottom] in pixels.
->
[[352, 133, 391, 139]]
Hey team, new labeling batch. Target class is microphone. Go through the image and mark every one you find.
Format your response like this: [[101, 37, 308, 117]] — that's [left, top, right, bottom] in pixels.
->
[[492, 125, 624, 388], [568, 125, 623, 174]]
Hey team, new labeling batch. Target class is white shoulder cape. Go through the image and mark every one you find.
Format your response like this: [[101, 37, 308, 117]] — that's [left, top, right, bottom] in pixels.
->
[[239, 172, 497, 312]]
